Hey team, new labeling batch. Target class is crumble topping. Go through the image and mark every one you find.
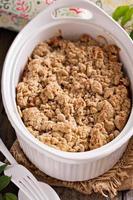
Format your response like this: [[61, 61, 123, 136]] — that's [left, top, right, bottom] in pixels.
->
[[16, 34, 131, 152]]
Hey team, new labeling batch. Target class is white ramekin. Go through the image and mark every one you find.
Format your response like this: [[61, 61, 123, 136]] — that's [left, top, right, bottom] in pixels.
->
[[2, 0, 133, 181]]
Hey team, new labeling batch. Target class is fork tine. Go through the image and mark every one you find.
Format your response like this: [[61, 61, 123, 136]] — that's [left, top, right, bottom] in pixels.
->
[[19, 180, 39, 200], [20, 167, 48, 200], [24, 176, 48, 200], [11, 178, 37, 200], [22, 177, 43, 200]]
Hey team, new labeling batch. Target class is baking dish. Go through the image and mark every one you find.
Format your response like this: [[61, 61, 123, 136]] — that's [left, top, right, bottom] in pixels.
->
[[2, 0, 133, 181]]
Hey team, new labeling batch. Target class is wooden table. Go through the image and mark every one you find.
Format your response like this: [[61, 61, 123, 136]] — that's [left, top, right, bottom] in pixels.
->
[[0, 28, 132, 200]]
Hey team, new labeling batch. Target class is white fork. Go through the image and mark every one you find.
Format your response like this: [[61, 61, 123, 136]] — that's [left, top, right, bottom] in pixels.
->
[[0, 138, 48, 200], [5, 164, 49, 200]]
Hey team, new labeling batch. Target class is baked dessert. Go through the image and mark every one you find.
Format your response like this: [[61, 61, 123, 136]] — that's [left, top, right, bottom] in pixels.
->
[[16, 34, 131, 152]]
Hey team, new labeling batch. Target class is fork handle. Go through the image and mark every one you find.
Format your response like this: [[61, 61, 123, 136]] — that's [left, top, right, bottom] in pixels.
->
[[0, 138, 17, 164]]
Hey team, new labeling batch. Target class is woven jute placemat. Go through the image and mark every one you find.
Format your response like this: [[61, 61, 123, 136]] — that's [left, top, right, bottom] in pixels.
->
[[10, 138, 133, 198]]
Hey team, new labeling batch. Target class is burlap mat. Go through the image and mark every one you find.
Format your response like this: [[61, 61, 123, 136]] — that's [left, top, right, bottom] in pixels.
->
[[10, 139, 133, 198]]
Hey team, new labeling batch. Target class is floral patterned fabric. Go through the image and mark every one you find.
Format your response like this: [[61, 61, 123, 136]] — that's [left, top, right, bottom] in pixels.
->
[[0, 0, 132, 31]]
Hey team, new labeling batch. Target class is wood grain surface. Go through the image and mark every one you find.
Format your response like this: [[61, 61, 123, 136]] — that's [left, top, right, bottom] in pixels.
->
[[0, 28, 132, 200]]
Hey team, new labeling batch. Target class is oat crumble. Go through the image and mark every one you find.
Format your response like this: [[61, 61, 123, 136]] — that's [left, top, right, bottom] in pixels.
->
[[16, 34, 131, 152]]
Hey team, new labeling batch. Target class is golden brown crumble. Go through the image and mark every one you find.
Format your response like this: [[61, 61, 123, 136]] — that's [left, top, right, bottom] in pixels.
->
[[16, 34, 131, 152]]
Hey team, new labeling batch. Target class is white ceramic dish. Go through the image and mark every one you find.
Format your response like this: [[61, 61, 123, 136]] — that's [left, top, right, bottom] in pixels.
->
[[2, 0, 133, 181]]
